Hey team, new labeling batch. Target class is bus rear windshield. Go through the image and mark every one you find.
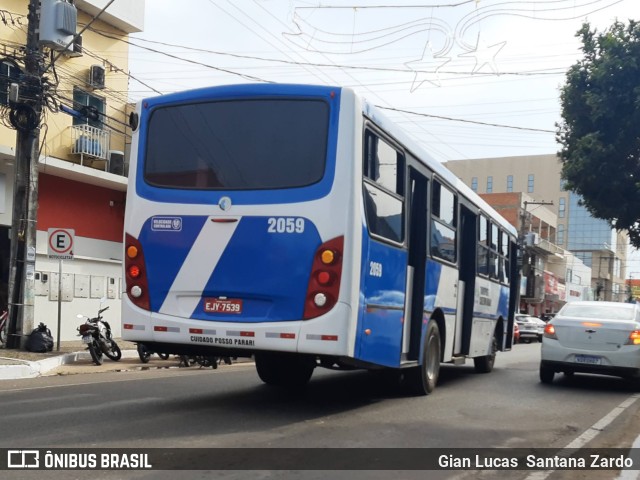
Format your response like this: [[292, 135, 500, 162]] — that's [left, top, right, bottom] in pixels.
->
[[144, 99, 330, 190]]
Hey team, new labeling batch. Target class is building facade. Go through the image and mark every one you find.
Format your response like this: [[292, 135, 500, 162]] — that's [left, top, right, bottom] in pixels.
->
[[444, 154, 625, 304], [478, 192, 592, 316], [1, 0, 144, 341]]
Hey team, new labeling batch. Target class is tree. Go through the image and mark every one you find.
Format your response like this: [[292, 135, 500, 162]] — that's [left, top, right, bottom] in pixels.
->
[[557, 20, 640, 248]]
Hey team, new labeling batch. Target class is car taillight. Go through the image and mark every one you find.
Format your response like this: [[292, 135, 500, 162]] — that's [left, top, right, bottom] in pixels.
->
[[303, 236, 344, 320], [627, 330, 640, 345], [125, 233, 150, 311], [543, 323, 557, 339]]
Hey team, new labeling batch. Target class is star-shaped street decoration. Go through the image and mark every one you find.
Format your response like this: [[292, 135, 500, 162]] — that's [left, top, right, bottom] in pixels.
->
[[458, 32, 506, 74], [405, 41, 451, 91]]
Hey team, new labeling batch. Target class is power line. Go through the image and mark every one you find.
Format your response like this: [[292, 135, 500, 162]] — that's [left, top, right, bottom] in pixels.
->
[[377, 106, 556, 132], [96, 27, 271, 84], [104, 32, 568, 77]]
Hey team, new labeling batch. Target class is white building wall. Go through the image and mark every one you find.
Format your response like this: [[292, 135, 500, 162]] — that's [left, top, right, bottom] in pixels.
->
[[75, 0, 145, 33], [34, 232, 123, 342]]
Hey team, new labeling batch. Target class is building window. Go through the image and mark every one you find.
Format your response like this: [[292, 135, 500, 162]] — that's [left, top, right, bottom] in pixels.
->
[[560, 178, 567, 190], [527, 174, 534, 193], [557, 224, 564, 244], [0, 60, 20, 105], [506, 175, 513, 192], [471, 177, 478, 192], [486, 176, 493, 193], [558, 197, 566, 218], [73, 87, 105, 129]]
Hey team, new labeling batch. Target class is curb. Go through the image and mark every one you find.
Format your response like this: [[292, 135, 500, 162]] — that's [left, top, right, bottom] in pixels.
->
[[0, 350, 139, 381]]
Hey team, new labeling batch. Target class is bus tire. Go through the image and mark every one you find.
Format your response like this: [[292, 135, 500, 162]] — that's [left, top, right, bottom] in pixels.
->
[[255, 352, 315, 388], [405, 321, 441, 395], [474, 337, 497, 373]]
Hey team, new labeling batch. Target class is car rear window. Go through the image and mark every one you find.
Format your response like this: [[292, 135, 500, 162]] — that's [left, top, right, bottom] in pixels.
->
[[559, 304, 634, 321], [144, 99, 329, 190]]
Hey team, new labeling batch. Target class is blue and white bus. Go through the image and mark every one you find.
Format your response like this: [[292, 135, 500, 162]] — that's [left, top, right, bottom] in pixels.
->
[[122, 83, 519, 394]]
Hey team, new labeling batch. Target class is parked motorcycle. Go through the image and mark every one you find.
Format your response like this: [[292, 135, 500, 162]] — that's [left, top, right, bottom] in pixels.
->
[[173, 355, 234, 368], [136, 343, 170, 363], [77, 299, 122, 365]]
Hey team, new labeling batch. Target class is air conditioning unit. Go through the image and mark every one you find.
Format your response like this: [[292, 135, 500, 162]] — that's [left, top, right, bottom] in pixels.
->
[[525, 232, 540, 246], [89, 65, 105, 89], [108, 150, 125, 176]]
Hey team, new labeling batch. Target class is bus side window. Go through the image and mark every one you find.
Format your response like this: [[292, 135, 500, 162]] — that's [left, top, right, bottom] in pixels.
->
[[430, 181, 457, 263], [478, 216, 489, 275], [499, 231, 510, 284], [488, 251, 498, 279], [489, 223, 502, 280], [362, 129, 405, 244], [431, 220, 456, 263], [364, 130, 404, 196], [364, 183, 404, 243]]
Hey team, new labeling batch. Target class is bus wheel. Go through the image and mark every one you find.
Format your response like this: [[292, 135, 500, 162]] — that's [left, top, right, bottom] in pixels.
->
[[405, 321, 441, 395], [474, 337, 497, 373], [255, 352, 315, 388]]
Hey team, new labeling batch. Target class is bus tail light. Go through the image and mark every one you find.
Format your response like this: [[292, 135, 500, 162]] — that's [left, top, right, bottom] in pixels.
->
[[125, 233, 150, 311], [303, 236, 343, 320]]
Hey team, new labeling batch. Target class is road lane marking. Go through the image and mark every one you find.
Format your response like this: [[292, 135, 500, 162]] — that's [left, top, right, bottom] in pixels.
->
[[526, 393, 640, 480]]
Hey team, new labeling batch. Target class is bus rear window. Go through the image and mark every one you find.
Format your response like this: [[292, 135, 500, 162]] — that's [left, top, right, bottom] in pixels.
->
[[144, 99, 329, 190]]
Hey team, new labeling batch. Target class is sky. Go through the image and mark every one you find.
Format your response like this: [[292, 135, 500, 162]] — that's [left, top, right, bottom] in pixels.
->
[[125, 0, 640, 275]]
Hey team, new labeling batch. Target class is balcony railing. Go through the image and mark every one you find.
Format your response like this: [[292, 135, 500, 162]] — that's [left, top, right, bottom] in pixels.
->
[[71, 124, 110, 168]]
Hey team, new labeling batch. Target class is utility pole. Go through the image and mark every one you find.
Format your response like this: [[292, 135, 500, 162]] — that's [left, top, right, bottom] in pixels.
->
[[6, 0, 44, 348], [519, 199, 554, 314], [519, 200, 554, 238]]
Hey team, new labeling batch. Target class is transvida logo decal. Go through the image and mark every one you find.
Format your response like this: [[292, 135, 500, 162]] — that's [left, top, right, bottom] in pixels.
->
[[151, 216, 182, 232]]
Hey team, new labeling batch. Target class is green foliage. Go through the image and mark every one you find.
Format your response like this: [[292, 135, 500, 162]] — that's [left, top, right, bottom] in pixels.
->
[[557, 20, 640, 248]]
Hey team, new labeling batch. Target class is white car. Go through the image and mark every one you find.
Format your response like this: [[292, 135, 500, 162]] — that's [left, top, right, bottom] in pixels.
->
[[540, 301, 640, 385], [515, 314, 545, 343]]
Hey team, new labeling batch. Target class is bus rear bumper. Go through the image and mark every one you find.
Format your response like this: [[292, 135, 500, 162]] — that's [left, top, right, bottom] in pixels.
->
[[121, 301, 353, 357]]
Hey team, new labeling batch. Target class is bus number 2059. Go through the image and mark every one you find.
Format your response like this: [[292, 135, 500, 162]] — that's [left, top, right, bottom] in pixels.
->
[[267, 217, 305, 234]]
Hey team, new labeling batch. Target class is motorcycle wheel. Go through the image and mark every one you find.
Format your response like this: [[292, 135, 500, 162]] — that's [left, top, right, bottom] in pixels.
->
[[179, 355, 195, 367], [105, 341, 122, 361], [88, 341, 103, 365], [158, 353, 170, 360], [195, 356, 218, 369], [137, 344, 151, 363]]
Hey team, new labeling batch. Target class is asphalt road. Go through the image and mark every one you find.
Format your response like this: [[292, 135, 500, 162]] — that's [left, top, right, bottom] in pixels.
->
[[1, 343, 639, 480]]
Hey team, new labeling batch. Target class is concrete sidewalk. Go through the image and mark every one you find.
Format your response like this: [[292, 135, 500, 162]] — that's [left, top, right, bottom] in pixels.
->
[[0, 340, 252, 380], [0, 339, 138, 380]]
